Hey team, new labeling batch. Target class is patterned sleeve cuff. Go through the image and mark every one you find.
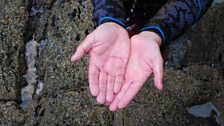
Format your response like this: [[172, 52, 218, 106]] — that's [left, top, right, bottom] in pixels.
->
[[98, 16, 126, 28]]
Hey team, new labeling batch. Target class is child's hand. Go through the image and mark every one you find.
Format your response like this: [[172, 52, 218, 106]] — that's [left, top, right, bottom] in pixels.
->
[[71, 23, 130, 104], [109, 31, 164, 111]]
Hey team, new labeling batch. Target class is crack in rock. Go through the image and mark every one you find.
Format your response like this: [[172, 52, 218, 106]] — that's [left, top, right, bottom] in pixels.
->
[[20, 36, 45, 110], [29, 6, 45, 16]]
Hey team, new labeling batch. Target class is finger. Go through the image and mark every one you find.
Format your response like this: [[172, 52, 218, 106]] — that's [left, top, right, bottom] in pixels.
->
[[71, 34, 94, 63], [152, 59, 164, 90], [118, 82, 144, 109], [109, 82, 130, 111], [114, 75, 124, 94], [97, 71, 107, 104], [88, 64, 99, 96], [106, 75, 115, 102]]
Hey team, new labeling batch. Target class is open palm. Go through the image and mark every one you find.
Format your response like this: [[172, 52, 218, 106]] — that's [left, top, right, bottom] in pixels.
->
[[71, 23, 130, 104], [109, 32, 164, 111]]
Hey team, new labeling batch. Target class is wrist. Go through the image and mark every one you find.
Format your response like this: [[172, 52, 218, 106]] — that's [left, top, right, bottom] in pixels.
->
[[102, 22, 126, 31], [139, 31, 162, 46]]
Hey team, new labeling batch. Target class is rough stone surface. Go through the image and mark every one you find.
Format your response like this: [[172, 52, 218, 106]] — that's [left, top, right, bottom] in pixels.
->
[[167, 3, 224, 70], [24, 90, 112, 126], [22, 0, 113, 125], [123, 65, 224, 126], [0, 0, 223, 126], [183, 3, 224, 65], [0, 102, 26, 125], [0, 1, 28, 100], [35, 0, 94, 94]]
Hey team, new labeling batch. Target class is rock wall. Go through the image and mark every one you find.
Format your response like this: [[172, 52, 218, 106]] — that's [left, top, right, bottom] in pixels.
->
[[0, 0, 223, 126], [0, 1, 28, 101]]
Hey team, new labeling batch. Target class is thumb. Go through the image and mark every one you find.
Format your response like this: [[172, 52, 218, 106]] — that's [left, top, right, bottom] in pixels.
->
[[71, 34, 94, 63], [152, 58, 164, 90]]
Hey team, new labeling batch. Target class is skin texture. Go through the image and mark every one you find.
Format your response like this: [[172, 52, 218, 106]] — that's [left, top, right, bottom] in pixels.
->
[[109, 31, 164, 111], [71, 23, 130, 104]]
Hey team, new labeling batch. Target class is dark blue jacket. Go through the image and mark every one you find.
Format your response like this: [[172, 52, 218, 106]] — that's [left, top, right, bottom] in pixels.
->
[[92, 0, 213, 46]]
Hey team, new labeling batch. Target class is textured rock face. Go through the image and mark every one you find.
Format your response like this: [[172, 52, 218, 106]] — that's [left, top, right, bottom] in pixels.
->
[[183, 3, 224, 66], [0, 102, 26, 125], [0, 1, 28, 100], [21, 0, 113, 125], [123, 65, 224, 126], [167, 2, 224, 68], [0, 0, 223, 126], [35, 0, 94, 94]]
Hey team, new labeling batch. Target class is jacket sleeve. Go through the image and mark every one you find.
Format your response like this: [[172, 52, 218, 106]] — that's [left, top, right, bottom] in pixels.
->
[[141, 0, 214, 47], [92, 0, 126, 27]]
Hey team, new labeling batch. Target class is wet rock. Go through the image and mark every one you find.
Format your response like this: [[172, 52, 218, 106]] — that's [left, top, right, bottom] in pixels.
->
[[0, 102, 26, 125], [0, 1, 28, 100], [123, 65, 224, 126], [23, 0, 95, 94], [166, 2, 224, 70], [25, 0, 56, 42], [35, 0, 94, 94], [188, 102, 222, 125], [183, 3, 224, 66], [22, 0, 112, 125], [25, 90, 113, 125], [165, 33, 191, 66]]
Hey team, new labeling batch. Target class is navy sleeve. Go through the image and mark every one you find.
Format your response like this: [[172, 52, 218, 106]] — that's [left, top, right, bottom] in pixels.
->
[[141, 0, 213, 47], [92, 0, 126, 27]]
